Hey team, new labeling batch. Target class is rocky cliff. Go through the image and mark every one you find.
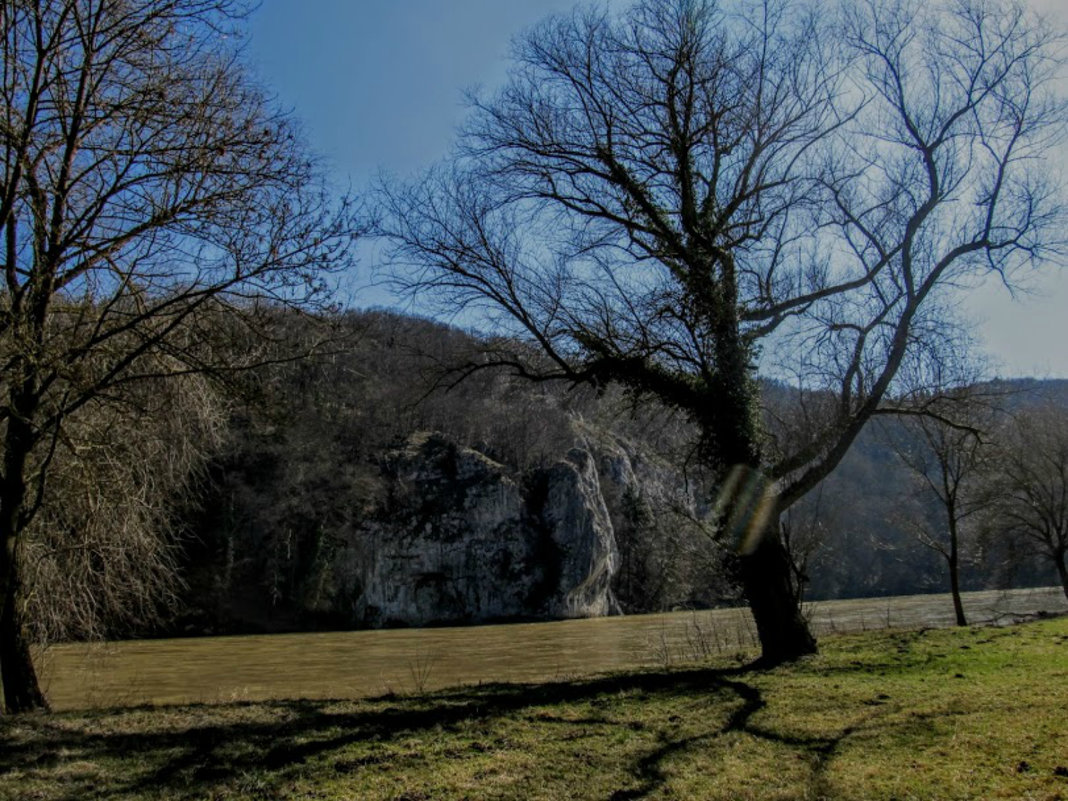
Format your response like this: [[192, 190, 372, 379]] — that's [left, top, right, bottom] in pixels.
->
[[354, 432, 620, 626], [182, 316, 724, 636], [172, 312, 1068, 640]]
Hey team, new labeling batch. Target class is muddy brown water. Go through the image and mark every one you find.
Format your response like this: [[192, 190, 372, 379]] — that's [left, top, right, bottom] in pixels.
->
[[35, 587, 1066, 711]]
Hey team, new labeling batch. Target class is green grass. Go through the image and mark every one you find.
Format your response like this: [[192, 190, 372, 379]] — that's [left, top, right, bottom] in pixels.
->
[[3, 617, 1068, 800]]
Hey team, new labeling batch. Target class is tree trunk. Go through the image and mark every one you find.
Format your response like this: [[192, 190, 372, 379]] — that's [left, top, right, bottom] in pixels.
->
[[947, 520, 967, 627], [715, 460, 817, 664], [1056, 550, 1068, 603], [0, 576, 48, 714], [0, 405, 49, 714], [699, 312, 819, 665], [737, 525, 818, 664], [948, 556, 967, 627]]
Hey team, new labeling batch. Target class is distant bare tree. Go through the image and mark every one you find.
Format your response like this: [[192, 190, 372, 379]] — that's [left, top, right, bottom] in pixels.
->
[[380, 0, 1065, 664], [780, 486, 833, 607], [986, 405, 1068, 600], [0, 0, 360, 713], [885, 377, 1003, 626]]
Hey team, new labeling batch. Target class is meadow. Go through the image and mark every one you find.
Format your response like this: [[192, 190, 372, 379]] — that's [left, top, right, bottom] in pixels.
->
[[2, 590, 1067, 800]]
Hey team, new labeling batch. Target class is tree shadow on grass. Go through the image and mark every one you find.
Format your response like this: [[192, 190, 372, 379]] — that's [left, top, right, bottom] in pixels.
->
[[605, 672, 866, 800], [0, 666, 747, 800], [0, 664, 870, 801]]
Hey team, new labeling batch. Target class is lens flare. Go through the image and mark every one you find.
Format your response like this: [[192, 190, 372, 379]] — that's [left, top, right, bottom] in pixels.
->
[[713, 464, 777, 555]]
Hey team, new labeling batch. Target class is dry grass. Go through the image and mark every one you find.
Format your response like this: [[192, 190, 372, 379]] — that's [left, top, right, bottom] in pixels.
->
[[3, 616, 1067, 800]]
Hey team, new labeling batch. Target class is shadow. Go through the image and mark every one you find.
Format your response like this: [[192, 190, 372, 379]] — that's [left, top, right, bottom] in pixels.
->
[[0, 665, 756, 801], [7, 618, 1061, 799], [0, 655, 907, 801], [607, 671, 871, 800]]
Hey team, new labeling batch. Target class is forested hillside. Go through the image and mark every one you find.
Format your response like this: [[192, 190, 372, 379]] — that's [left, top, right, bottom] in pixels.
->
[[796, 379, 1068, 601], [174, 311, 727, 635], [157, 311, 1066, 636]]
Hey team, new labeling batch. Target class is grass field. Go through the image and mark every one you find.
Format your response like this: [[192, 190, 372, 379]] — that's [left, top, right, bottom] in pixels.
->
[[3, 616, 1067, 800]]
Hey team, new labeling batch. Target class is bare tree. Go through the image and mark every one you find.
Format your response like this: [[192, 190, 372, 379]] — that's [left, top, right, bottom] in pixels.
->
[[380, 0, 1064, 664], [884, 380, 1003, 626], [986, 405, 1068, 600], [0, 0, 360, 713], [23, 367, 225, 645], [779, 485, 833, 608]]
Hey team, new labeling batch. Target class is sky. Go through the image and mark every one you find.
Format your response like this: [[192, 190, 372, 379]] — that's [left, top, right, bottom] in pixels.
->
[[246, 0, 1068, 380]]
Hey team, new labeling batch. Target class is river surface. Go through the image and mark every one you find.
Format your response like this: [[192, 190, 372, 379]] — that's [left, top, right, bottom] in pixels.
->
[[35, 587, 1066, 711]]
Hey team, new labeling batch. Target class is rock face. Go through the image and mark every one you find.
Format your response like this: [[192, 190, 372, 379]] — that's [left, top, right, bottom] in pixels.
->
[[355, 432, 620, 627], [183, 419, 717, 636]]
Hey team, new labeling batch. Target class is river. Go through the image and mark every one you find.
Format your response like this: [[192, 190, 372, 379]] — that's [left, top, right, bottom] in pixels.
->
[[35, 586, 1066, 711]]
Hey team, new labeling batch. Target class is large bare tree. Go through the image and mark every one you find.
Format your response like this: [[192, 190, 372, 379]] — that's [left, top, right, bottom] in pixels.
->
[[0, 0, 360, 713], [380, 0, 1064, 664]]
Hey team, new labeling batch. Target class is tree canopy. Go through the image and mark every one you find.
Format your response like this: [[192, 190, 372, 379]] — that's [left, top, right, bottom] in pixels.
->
[[0, 0, 361, 713], [380, 0, 1066, 662]]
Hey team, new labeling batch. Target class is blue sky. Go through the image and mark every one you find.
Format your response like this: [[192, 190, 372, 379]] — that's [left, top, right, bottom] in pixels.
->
[[247, 0, 1067, 379], [248, 1, 578, 185]]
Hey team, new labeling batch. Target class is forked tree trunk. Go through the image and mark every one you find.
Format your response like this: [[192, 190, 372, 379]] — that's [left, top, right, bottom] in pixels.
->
[[699, 333, 819, 664], [713, 458, 817, 664]]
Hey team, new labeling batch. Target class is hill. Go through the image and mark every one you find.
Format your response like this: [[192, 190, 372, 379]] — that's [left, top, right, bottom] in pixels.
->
[[152, 310, 1068, 635]]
